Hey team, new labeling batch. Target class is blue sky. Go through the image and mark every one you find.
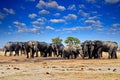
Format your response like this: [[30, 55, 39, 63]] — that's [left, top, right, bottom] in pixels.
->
[[0, 0, 120, 48]]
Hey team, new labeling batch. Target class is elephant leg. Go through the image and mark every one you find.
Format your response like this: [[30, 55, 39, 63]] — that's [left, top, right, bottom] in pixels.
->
[[4, 51, 7, 56], [49, 50, 52, 57], [43, 52, 47, 57], [60, 51, 63, 57], [114, 51, 117, 59], [36, 51, 38, 57], [111, 51, 117, 59], [9, 51, 13, 56], [14, 50, 19, 56], [108, 51, 112, 59], [30, 49, 34, 58], [40, 52, 43, 57], [26, 52, 29, 58], [88, 53, 92, 59], [31, 50, 34, 58]]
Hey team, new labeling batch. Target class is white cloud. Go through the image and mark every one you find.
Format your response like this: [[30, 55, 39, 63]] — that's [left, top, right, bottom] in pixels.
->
[[28, 13, 37, 18], [79, 4, 85, 8], [105, 0, 120, 3], [50, 19, 65, 23], [0, 12, 6, 19], [13, 21, 41, 34], [68, 4, 76, 10], [64, 14, 77, 20], [86, 0, 96, 3], [32, 17, 46, 26], [109, 26, 120, 34], [58, 6, 66, 11], [78, 10, 89, 17], [85, 19, 102, 27], [13, 21, 26, 27], [54, 13, 60, 17], [36, 0, 66, 11], [88, 16, 98, 19], [112, 23, 120, 27], [63, 26, 92, 31], [39, 9, 50, 15], [3, 8, 15, 14], [85, 19, 96, 24], [46, 26, 54, 30]]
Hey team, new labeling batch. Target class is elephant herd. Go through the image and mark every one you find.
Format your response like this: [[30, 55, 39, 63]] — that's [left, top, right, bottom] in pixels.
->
[[3, 40, 118, 59]]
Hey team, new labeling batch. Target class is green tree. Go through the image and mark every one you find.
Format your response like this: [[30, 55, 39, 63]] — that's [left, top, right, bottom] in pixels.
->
[[52, 37, 62, 43], [64, 37, 80, 45]]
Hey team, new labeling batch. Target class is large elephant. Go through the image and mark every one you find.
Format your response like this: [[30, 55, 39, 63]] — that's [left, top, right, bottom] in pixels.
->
[[25, 41, 39, 58], [81, 40, 95, 59], [4, 42, 21, 56], [94, 40, 118, 59], [63, 45, 82, 59], [17, 42, 26, 55], [52, 43, 64, 57], [37, 42, 53, 57]]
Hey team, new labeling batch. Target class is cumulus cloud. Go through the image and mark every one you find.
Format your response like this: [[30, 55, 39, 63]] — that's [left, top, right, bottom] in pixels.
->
[[79, 4, 85, 8], [112, 23, 120, 27], [13, 21, 42, 33], [3, 8, 15, 14], [32, 17, 46, 26], [86, 0, 96, 3], [88, 15, 98, 19], [85, 19, 96, 24], [63, 26, 92, 31], [105, 0, 120, 3], [0, 12, 6, 19], [68, 4, 76, 10], [13, 21, 26, 27], [85, 19, 102, 26], [109, 26, 120, 34], [78, 10, 89, 17], [36, 0, 66, 11], [46, 26, 54, 30], [54, 13, 60, 17], [85, 19, 103, 31], [39, 9, 50, 15], [64, 14, 77, 20], [50, 19, 65, 23], [28, 13, 37, 18]]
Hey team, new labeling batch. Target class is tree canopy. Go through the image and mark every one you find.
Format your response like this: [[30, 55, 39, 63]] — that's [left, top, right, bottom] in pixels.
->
[[52, 37, 62, 43], [64, 37, 80, 45]]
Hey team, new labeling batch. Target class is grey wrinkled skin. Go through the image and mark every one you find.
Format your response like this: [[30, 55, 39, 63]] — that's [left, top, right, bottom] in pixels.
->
[[4, 42, 21, 56], [81, 40, 95, 59], [94, 40, 118, 59], [63, 45, 82, 59], [37, 42, 53, 57], [52, 43, 64, 57], [25, 41, 39, 58]]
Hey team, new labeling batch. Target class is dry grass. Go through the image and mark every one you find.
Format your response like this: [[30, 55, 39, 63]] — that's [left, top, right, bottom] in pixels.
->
[[0, 51, 120, 80]]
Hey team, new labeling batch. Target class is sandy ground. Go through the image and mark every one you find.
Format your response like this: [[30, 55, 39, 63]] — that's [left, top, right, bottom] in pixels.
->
[[0, 51, 120, 80]]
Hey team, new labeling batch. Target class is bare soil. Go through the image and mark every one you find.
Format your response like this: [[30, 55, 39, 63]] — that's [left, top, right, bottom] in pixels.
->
[[0, 51, 120, 80]]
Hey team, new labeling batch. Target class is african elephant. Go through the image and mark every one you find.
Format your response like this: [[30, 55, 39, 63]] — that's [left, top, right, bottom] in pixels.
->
[[81, 40, 95, 59], [63, 45, 82, 59], [37, 42, 53, 57], [25, 41, 39, 58], [52, 43, 64, 57], [4, 42, 21, 56], [94, 40, 118, 59]]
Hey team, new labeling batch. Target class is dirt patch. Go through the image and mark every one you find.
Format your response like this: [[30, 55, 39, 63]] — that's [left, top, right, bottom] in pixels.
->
[[0, 51, 120, 80]]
